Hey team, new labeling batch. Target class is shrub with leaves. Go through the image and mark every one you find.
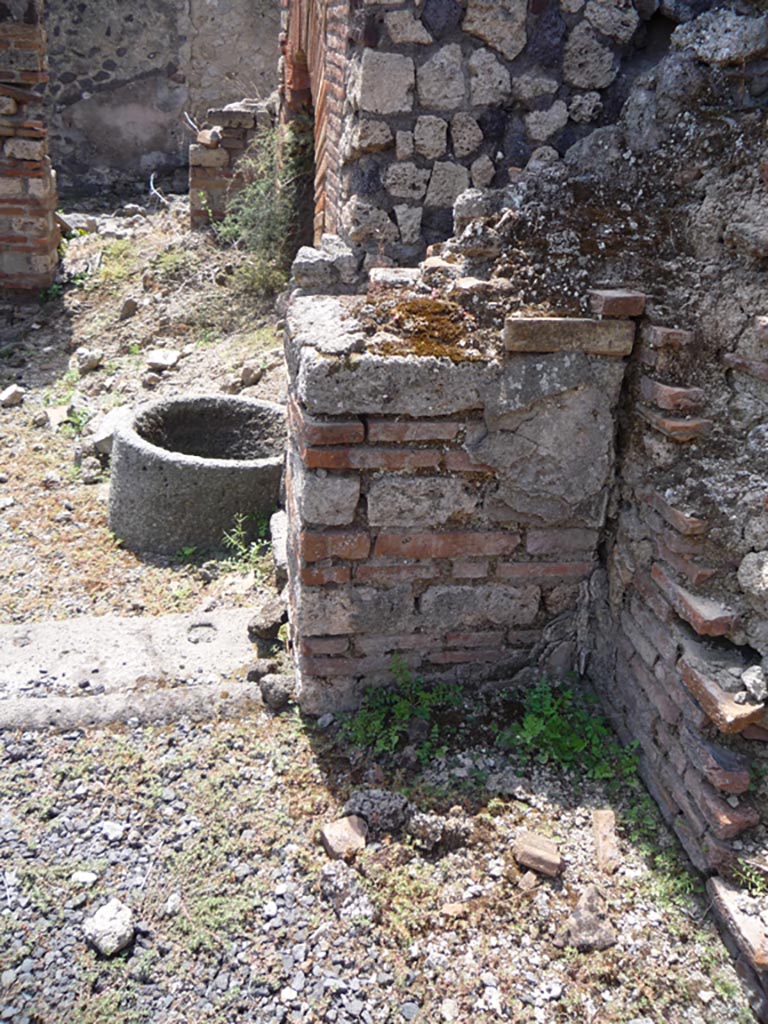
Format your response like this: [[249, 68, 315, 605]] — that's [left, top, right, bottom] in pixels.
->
[[342, 656, 463, 765], [214, 117, 314, 296]]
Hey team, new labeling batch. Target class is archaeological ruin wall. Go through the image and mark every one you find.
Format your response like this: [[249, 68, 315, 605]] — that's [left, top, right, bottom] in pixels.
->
[[281, 0, 683, 261], [43, 0, 280, 194], [0, 0, 59, 291], [280, 4, 768, 1009], [284, 289, 638, 715]]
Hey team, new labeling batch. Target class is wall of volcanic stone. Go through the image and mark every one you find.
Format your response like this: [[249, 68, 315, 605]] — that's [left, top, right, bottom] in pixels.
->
[[43, 0, 280, 194], [282, 0, 694, 259]]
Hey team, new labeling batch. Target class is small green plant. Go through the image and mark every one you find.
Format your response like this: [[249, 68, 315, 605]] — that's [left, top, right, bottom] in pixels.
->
[[40, 282, 64, 303], [61, 406, 92, 439], [152, 247, 195, 280], [98, 238, 137, 287], [734, 859, 768, 897], [68, 268, 90, 289], [342, 656, 463, 765], [175, 545, 199, 564], [646, 847, 702, 907], [221, 511, 272, 581], [196, 327, 217, 347], [496, 680, 639, 784], [42, 367, 80, 406]]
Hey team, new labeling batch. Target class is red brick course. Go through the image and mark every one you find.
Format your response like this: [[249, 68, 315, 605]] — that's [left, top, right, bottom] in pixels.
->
[[639, 376, 706, 413], [525, 528, 598, 556], [300, 530, 371, 562], [639, 406, 713, 443], [367, 419, 461, 443], [651, 563, 739, 636], [303, 445, 442, 471], [639, 489, 709, 536], [374, 531, 521, 559], [300, 565, 352, 586], [589, 289, 647, 318], [496, 561, 593, 582], [678, 657, 765, 734]]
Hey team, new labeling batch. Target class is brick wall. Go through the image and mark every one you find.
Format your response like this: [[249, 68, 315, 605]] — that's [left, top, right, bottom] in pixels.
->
[[585, 319, 768, 998], [281, 0, 350, 243], [588, 321, 765, 878], [0, 0, 59, 292], [283, 289, 637, 714]]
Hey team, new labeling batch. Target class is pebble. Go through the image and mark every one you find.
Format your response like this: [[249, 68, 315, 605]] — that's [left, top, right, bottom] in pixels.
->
[[70, 870, 98, 886], [101, 820, 125, 842], [73, 347, 103, 374], [146, 349, 181, 371], [0, 384, 24, 407], [83, 898, 135, 956], [119, 297, 139, 321]]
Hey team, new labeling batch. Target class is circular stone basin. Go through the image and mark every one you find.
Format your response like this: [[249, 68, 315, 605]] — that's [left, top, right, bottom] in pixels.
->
[[108, 395, 286, 555]]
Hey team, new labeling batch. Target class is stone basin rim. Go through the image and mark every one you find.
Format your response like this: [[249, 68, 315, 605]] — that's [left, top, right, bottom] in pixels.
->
[[115, 394, 286, 468]]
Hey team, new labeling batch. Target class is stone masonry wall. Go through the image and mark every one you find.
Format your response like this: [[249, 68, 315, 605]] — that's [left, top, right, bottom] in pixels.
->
[[43, 0, 280, 194], [283, 289, 637, 714], [0, 0, 59, 291], [283, 0, 705, 260], [189, 99, 275, 230]]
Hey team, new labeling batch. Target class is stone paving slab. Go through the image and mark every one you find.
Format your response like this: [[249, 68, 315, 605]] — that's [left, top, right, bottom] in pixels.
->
[[0, 609, 255, 703]]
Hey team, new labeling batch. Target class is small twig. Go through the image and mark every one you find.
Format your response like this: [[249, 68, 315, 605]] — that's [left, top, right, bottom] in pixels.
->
[[183, 111, 200, 134], [3, 869, 17, 909], [149, 172, 171, 208]]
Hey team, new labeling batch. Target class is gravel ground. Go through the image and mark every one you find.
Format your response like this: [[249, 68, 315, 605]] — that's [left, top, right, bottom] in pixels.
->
[[0, 706, 754, 1024]]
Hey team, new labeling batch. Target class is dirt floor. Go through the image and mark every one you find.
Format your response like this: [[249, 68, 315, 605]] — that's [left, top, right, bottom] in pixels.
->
[[0, 195, 287, 624]]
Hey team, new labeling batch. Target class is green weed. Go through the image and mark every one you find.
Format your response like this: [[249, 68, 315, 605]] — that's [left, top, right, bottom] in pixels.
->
[[98, 239, 137, 287], [175, 545, 199, 564], [734, 859, 768, 897], [151, 247, 196, 280], [61, 407, 93, 439], [221, 511, 272, 581], [40, 282, 64, 303], [42, 367, 80, 406], [496, 680, 639, 784], [342, 656, 463, 765]]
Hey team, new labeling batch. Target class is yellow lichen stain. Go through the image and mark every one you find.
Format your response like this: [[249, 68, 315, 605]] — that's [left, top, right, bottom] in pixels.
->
[[364, 296, 486, 362]]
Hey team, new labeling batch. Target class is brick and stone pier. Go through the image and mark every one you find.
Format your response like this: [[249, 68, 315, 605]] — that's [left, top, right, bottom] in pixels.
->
[[283, 292, 637, 714], [0, 0, 58, 292]]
